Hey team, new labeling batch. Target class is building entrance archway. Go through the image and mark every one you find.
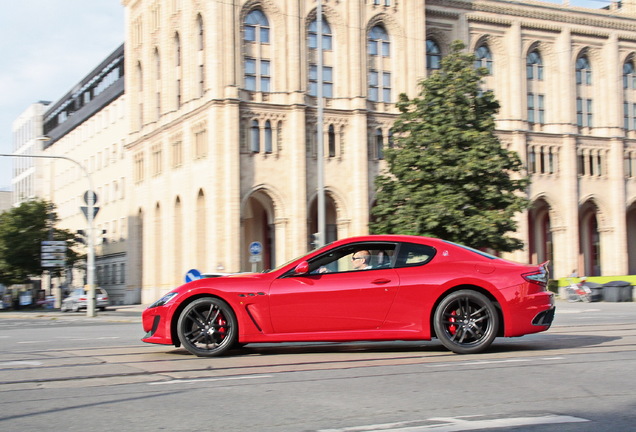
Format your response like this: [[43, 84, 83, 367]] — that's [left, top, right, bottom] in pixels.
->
[[242, 191, 276, 272]]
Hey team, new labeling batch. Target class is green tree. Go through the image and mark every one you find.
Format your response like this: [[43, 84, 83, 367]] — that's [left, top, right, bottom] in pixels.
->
[[0, 199, 82, 285], [370, 40, 529, 252]]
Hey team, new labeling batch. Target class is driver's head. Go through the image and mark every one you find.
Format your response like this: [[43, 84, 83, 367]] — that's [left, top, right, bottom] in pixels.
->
[[352, 250, 371, 269]]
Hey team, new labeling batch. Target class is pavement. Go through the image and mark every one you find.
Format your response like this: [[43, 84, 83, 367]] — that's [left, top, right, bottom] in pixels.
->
[[0, 303, 147, 322]]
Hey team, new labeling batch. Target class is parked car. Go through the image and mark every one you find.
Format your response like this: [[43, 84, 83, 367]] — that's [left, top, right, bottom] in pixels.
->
[[142, 235, 555, 357], [61, 287, 110, 312]]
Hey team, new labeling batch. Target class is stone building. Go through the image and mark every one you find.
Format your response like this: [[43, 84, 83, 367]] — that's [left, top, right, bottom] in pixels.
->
[[121, 0, 636, 303]]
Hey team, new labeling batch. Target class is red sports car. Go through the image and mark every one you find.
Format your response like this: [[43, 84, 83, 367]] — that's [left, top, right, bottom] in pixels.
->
[[142, 235, 554, 357]]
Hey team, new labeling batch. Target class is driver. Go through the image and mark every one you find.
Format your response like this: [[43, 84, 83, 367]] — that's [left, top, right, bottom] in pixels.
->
[[351, 250, 372, 270]]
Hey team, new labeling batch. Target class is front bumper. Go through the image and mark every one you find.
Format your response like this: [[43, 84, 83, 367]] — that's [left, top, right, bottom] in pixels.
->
[[141, 306, 174, 345]]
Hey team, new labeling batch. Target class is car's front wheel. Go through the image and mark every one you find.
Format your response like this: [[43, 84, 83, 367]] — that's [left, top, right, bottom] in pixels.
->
[[433, 290, 499, 354], [176, 297, 237, 357]]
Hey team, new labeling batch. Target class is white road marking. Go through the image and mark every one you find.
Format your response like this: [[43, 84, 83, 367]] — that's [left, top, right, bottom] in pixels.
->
[[558, 309, 600, 314], [17, 336, 120, 344], [0, 360, 43, 366], [148, 374, 273, 386], [318, 414, 589, 432]]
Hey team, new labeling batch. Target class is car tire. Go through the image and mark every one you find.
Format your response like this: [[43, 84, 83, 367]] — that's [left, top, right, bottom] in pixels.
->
[[433, 289, 499, 354], [71, 303, 79, 313], [177, 297, 237, 357], [60, 303, 68, 312]]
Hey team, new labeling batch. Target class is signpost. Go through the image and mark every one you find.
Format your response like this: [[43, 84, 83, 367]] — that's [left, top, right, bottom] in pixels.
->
[[249, 241, 263, 272], [41, 240, 66, 268]]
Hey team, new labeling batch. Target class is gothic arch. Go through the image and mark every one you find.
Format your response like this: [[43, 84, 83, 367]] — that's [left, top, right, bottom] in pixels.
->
[[241, 183, 287, 222]]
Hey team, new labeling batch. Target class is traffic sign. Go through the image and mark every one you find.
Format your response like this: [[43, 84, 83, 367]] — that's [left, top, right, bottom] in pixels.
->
[[41, 252, 65, 260], [185, 268, 202, 283], [42, 245, 66, 253], [81, 206, 100, 220], [249, 241, 263, 256], [84, 190, 98, 205], [42, 240, 66, 246], [42, 260, 65, 268], [41, 241, 67, 268]]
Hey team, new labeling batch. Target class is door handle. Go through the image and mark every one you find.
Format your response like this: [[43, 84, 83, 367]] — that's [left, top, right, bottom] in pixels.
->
[[371, 278, 391, 284]]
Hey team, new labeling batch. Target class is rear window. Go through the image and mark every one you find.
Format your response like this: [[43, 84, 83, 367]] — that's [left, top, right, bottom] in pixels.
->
[[443, 240, 498, 260], [395, 243, 436, 268]]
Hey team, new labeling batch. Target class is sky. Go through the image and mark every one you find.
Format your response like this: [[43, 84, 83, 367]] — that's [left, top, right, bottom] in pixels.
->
[[0, 0, 614, 191], [0, 0, 124, 190]]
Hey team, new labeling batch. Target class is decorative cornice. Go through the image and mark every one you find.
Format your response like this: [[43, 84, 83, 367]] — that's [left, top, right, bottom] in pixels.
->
[[427, 0, 636, 33]]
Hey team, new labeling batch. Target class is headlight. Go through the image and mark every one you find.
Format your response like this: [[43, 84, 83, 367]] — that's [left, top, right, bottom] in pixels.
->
[[148, 292, 178, 308]]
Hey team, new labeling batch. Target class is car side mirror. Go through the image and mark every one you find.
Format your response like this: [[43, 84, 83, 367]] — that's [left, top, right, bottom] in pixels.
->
[[294, 261, 310, 275]]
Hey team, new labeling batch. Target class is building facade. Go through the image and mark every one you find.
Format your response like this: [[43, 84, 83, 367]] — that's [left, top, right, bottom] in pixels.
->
[[38, 45, 136, 305], [121, 0, 636, 304], [11, 102, 51, 205]]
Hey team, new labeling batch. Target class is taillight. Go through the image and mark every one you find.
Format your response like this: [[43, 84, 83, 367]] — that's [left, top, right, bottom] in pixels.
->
[[522, 261, 549, 287]]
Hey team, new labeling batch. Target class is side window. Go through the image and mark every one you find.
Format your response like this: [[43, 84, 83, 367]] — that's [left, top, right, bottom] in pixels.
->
[[395, 243, 436, 268], [306, 243, 397, 274]]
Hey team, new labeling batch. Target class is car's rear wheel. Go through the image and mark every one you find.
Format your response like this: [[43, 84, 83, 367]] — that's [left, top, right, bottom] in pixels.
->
[[71, 303, 79, 312], [177, 297, 237, 357], [434, 290, 499, 354]]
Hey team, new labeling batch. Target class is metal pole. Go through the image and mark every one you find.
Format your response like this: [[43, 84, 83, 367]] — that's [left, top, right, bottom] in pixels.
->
[[316, 1, 326, 248], [0, 152, 97, 317]]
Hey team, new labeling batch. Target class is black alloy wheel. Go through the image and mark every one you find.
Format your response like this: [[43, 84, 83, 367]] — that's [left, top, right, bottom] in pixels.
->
[[177, 297, 237, 357], [433, 289, 499, 354]]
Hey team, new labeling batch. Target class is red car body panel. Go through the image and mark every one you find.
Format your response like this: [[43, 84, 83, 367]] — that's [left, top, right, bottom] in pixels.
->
[[142, 235, 554, 350]]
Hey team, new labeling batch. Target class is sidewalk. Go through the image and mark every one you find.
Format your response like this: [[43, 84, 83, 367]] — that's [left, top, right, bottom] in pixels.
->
[[0, 304, 147, 322]]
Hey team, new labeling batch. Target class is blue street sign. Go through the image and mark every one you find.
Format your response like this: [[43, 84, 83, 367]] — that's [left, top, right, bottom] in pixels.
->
[[185, 268, 202, 283], [249, 241, 263, 256]]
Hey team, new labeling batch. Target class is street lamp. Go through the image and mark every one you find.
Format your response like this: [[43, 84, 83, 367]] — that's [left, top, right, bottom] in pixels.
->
[[1, 141, 97, 317]]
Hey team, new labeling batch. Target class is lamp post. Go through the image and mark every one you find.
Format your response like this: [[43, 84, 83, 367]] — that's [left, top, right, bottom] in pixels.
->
[[0, 148, 97, 317], [316, 0, 326, 248]]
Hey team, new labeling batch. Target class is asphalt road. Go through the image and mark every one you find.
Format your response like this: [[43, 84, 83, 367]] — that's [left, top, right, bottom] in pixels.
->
[[1, 301, 635, 432]]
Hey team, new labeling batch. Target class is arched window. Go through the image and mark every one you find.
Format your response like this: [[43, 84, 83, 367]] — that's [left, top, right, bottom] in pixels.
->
[[328, 124, 336, 157], [576, 54, 592, 85], [197, 14, 204, 51], [244, 10, 271, 92], [368, 25, 391, 102], [137, 61, 143, 91], [244, 9, 269, 43], [576, 52, 593, 127], [175, 33, 182, 108], [308, 17, 332, 50], [174, 32, 181, 67], [624, 60, 635, 89], [526, 50, 543, 81], [250, 120, 260, 153], [154, 48, 161, 80], [154, 48, 161, 119], [264, 120, 273, 153], [426, 39, 441, 72], [527, 49, 545, 124], [474, 44, 493, 74], [136, 61, 143, 127], [308, 17, 333, 98], [196, 14, 205, 97], [368, 25, 389, 57], [375, 128, 384, 160], [623, 57, 636, 130]]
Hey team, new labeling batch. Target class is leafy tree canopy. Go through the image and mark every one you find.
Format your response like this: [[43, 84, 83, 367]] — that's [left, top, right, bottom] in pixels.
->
[[0, 199, 82, 285], [370, 40, 529, 252]]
